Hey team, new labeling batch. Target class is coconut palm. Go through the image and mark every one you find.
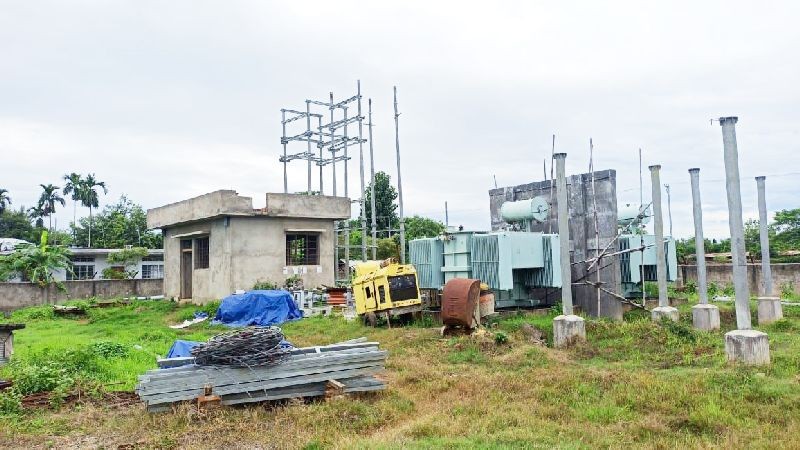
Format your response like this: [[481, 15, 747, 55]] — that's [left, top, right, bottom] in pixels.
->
[[38, 184, 65, 232], [79, 174, 108, 248], [62, 173, 83, 238], [0, 188, 11, 214]]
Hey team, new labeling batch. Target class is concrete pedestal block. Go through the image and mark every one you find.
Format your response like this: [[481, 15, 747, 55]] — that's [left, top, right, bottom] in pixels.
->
[[757, 297, 783, 325], [651, 306, 679, 323], [692, 304, 720, 331], [553, 314, 586, 348], [725, 330, 770, 366]]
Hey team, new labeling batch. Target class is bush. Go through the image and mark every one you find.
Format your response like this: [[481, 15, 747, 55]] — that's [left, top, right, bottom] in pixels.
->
[[494, 331, 509, 345], [253, 280, 278, 290], [88, 341, 129, 359], [683, 280, 697, 295], [707, 282, 720, 298], [780, 283, 798, 300], [0, 390, 22, 416]]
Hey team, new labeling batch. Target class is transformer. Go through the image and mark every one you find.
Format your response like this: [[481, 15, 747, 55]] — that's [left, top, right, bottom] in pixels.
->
[[408, 237, 444, 289], [618, 234, 678, 298], [441, 229, 479, 283]]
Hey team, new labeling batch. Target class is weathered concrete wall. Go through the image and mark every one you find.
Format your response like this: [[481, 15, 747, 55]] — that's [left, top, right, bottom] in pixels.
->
[[148, 190, 254, 229], [489, 170, 621, 319], [0, 279, 163, 312], [264, 193, 351, 219], [162, 216, 338, 303], [678, 263, 800, 296]]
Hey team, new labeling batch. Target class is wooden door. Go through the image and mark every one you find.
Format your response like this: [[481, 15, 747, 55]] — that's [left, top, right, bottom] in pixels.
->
[[180, 240, 193, 299]]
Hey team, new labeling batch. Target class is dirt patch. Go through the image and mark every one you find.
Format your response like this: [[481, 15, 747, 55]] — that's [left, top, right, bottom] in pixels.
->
[[21, 390, 139, 410]]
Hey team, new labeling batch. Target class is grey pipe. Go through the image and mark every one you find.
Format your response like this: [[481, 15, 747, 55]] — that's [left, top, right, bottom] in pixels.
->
[[554, 153, 573, 315], [756, 176, 773, 296], [649, 165, 669, 307], [689, 168, 708, 304], [719, 117, 751, 329]]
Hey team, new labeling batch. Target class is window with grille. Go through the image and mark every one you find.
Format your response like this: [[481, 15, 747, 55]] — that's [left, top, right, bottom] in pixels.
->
[[142, 264, 164, 279], [67, 264, 95, 280], [194, 237, 209, 269], [285, 233, 319, 265]]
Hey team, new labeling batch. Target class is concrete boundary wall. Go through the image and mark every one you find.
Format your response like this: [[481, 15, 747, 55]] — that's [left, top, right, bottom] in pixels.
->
[[0, 279, 163, 313], [678, 263, 800, 296]]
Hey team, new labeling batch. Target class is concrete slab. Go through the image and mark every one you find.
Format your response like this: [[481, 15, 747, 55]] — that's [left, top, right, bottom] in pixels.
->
[[553, 314, 586, 348], [757, 297, 783, 325], [651, 306, 679, 323], [692, 304, 720, 331], [725, 329, 770, 365]]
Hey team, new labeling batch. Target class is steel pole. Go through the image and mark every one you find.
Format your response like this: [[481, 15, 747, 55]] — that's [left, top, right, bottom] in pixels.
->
[[281, 110, 288, 194], [318, 116, 323, 194], [368, 99, 377, 259], [554, 153, 573, 315], [343, 105, 350, 270], [719, 116, 751, 329], [689, 168, 709, 304], [357, 81, 367, 261], [330, 92, 337, 197], [756, 176, 773, 296], [306, 101, 313, 193], [393, 86, 406, 264], [649, 165, 669, 307], [665, 184, 673, 236]]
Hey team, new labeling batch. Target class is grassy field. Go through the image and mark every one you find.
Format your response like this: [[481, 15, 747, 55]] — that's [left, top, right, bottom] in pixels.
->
[[0, 297, 799, 449]]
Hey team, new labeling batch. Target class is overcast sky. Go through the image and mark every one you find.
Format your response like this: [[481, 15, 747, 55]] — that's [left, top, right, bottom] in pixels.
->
[[2, 1, 798, 239]]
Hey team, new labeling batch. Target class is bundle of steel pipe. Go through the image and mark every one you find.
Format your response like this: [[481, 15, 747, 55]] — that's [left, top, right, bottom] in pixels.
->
[[137, 339, 386, 413]]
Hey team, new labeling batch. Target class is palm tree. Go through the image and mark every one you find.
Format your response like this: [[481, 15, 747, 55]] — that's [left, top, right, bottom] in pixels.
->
[[38, 184, 65, 232], [27, 205, 46, 228], [79, 174, 108, 248], [62, 173, 83, 238], [0, 188, 11, 214]]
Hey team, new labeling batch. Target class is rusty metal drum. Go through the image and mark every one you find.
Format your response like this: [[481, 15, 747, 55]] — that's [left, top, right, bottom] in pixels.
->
[[441, 278, 480, 327]]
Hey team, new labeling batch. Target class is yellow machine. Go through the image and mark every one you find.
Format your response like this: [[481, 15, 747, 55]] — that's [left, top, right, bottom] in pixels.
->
[[352, 260, 423, 322]]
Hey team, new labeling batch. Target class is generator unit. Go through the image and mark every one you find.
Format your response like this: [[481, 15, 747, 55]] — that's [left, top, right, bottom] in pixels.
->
[[470, 232, 561, 308], [351, 260, 423, 320], [618, 234, 678, 298]]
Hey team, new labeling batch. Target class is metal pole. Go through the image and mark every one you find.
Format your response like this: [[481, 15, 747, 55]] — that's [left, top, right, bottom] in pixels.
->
[[689, 168, 709, 304], [445, 201, 449, 228], [306, 101, 312, 193], [756, 176, 773, 296], [329, 92, 337, 197], [318, 116, 323, 195], [343, 105, 350, 270], [719, 116, 751, 329], [665, 183, 673, 236], [649, 165, 669, 308], [357, 81, 367, 262], [281, 110, 288, 194], [368, 98, 377, 259], [393, 86, 406, 264], [554, 153, 573, 315], [638, 148, 643, 207]]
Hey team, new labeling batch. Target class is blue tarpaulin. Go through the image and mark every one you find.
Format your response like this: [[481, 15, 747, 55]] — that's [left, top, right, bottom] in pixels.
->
[[166, 339, 202, 358], [211, 290, 303, 327]]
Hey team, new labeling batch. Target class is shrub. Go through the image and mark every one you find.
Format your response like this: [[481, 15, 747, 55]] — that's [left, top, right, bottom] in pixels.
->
[[88, 341, 129, 359], [0, 390, 22, 416], [780, 283, 798, 300], [707, 282, 720, 298], [494, 331, 509, 345], [253, 280, 278, 290], [721, 284, 735, 297], [683, 280, 697, 295]]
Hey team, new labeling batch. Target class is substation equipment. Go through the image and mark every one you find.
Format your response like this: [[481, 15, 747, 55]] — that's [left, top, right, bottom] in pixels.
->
[[616, 203, 678, 298], [409, 197, 563, 309]]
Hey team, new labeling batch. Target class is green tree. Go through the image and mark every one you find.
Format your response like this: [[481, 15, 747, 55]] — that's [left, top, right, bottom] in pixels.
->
[[104, 246, 149, 279], [37, 184, 65, 232], [62, 173, 83, 234], [0, 189, 11, 214], [71, 196, 162, 249], [0, 231, 71, 289], [0, 207, 36, 241], [27, 205, 46, 229], [404, 215, 445, 242], [79, 173, 108, 247], [376, 237, 400, 260], [773, 208, 800, 251], [362, 171, 398, 238]]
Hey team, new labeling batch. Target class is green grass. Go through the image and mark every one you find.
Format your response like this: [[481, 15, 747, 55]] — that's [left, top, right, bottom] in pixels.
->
[[0, 298, 798, 448]]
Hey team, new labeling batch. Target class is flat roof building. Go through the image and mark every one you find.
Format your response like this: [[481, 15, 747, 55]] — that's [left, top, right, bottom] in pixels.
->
[[147, 190, 350, 303]]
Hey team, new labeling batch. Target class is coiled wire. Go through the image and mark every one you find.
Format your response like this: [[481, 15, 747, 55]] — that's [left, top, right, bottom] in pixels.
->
[[191, 326, 290, 367]]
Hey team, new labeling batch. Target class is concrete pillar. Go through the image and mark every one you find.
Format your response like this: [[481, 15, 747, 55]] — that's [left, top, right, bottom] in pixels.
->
[[719, 116, 769, 365], [755, 176, 773, 296], [756, 176, 782, 325], [689, 168, 719, 330], [552, 153, 585, 348], [649, 165, 678, 322]]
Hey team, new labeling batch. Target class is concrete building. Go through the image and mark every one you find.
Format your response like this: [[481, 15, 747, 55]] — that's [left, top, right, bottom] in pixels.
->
[[147, 190, 351, 303]]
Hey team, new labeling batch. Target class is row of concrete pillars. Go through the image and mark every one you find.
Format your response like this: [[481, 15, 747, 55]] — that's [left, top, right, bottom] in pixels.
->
[[552, 117, 779, 365]]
